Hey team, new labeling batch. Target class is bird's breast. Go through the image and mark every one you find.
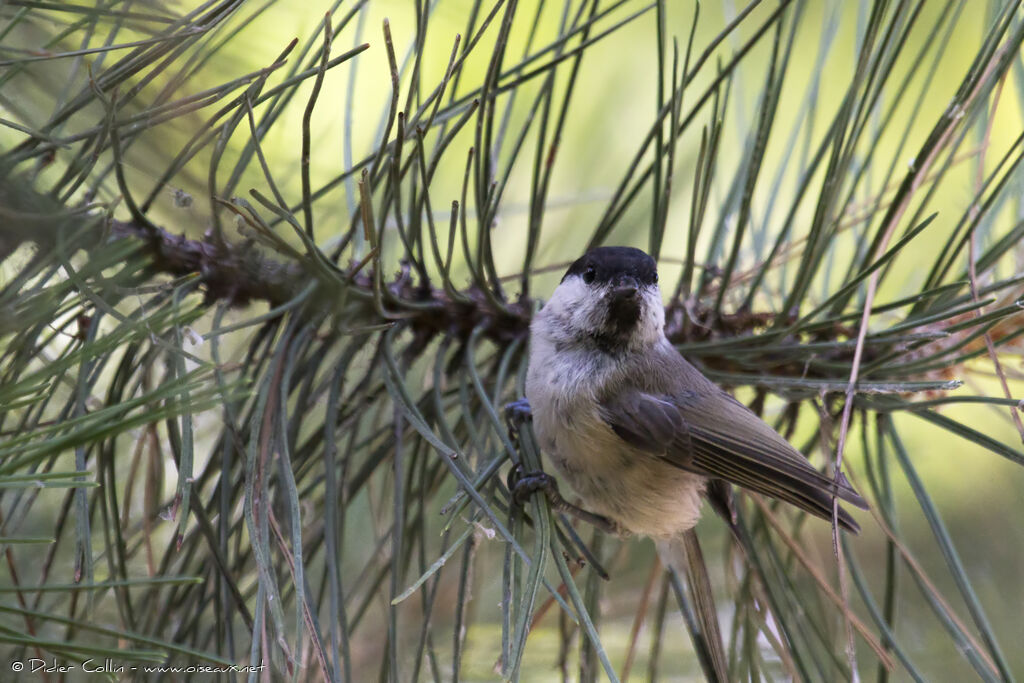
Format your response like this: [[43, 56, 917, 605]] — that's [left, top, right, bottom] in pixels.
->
[[526, 338, 705, 538]]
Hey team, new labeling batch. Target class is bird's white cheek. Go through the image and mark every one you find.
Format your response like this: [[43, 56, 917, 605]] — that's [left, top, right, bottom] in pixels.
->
[[635, 288, 666, 345], [544, 277, 604, 335]]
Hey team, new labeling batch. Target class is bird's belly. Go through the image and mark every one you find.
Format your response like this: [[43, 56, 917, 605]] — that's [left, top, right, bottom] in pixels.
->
[[538, 407, 705, 539]]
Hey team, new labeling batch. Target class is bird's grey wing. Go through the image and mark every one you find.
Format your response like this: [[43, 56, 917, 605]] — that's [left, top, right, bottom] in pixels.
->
[[600, 391, 684, 455], [600, 388, 867, 532]]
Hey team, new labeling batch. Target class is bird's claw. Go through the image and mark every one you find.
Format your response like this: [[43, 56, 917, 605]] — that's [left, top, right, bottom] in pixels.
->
[[508, 467, 558, 506], [504, 398, 532, 446], [504, 398, 532, 423], [507, 465, 621, 535], [504, 398, 532, 436]]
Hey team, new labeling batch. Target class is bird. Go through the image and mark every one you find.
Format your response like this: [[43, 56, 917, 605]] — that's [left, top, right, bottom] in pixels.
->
[[519, 245, 868, 543]]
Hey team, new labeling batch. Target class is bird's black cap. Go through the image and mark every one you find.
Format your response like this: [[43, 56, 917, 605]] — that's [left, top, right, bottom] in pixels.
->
[[562, 246, 658, 286]]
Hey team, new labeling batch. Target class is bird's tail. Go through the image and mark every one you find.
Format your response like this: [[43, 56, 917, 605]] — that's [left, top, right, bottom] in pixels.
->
[[655, 531, 729, 683]]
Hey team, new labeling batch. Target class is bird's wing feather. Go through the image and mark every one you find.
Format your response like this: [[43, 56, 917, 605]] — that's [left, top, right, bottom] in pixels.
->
[[600, 388, 866, 532], [602, 391, 682, 454]]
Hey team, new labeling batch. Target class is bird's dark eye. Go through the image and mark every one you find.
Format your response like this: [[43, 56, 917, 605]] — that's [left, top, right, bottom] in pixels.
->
[[652, 272, 658, 284], [583, 266, 596, 284]]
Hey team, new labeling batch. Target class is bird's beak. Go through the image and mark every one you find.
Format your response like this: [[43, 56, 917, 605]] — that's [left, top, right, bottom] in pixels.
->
[[606, 275, 643, 333], [610, 275, 639, 301]]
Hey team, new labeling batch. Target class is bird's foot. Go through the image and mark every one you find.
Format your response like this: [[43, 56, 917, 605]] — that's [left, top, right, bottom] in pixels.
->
[[504, 398, 532, 422], [507, 465, 621, 535], [507, 466, 555, 504], [504, 398, 532, 446]]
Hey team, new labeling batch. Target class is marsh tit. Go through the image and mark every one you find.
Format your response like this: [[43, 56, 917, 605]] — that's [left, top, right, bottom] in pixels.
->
[[522, 246, 867, 549]]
